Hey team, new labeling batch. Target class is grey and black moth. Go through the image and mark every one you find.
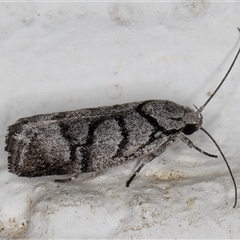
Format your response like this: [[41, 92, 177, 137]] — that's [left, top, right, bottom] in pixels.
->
[[5, 29, 240, 208]]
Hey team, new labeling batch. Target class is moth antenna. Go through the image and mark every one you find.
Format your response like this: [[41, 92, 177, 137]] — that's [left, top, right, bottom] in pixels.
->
[[200, 127, 237, 208], [198, 28, 240, 113]]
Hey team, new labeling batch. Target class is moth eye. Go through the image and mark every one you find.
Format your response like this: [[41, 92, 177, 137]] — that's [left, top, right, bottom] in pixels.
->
[[183, 124, 198, 135]]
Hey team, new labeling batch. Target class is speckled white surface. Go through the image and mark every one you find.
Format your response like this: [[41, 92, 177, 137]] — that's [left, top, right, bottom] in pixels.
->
[[1, 2, 240, 238]]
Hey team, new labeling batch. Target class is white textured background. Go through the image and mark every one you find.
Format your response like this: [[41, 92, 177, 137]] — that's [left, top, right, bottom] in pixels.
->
[[0, 2, 240, 238]]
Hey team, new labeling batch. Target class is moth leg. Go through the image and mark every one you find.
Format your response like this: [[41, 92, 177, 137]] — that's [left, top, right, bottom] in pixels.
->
[[178, 134, 218, 158], [126, 152, 159, 187], [126, 135, 178, 187], [55, 174, 79, 183], [126, 162, 146, 187]]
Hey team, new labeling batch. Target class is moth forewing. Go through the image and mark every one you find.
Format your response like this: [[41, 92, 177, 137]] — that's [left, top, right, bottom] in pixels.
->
[[6, 100, 186, 177]]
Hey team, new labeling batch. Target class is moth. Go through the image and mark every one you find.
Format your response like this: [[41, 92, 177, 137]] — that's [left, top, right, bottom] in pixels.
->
[[5, 30, 240, 208]]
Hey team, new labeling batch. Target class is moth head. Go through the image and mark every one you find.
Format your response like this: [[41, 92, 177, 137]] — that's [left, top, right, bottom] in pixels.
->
[[182, 106, 203, 135], [140, 100, 203, 133]]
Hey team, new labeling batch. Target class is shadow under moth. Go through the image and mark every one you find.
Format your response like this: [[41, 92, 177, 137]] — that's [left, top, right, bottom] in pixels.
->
[[5, 29, 240, 208]]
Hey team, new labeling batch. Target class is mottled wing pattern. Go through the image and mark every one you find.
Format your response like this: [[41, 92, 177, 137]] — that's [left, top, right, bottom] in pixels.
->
[[5, 100, 181, 177]]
